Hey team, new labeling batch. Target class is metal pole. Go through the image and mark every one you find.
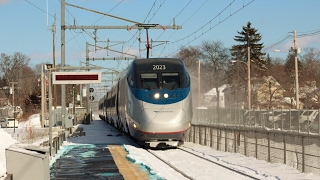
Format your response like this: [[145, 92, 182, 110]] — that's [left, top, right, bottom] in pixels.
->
[[86, 42, 90, 113], [12, 83, 15, 133], [61, 0, 66, 128], [72, 85, 75, 114], [52, 15, 57, 109], [247, 46, 251, 110], [49, 70, 53, 156], [41, 65, 45, 127], [79, 62, 83, 107], [198, 59, 201, 107], [294, 30, 299, 109]]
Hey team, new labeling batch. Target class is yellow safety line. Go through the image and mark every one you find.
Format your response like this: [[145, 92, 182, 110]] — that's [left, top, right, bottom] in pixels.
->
[[108, 145, 149, 180]]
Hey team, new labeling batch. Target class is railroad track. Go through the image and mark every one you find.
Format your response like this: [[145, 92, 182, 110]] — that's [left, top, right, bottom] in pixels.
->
[[106, 123, 262, 179], [147, 146, 260, 180]]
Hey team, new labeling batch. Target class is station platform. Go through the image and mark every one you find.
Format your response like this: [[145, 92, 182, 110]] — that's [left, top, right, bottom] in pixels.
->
[[50, 119, 150, 180]]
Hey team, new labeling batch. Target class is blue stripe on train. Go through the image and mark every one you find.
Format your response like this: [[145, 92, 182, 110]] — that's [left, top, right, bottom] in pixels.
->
[[129, 86, 190, 104]]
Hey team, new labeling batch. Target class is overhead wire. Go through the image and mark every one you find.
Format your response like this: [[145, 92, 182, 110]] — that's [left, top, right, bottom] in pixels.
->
[[155, 0, 194, 41], [163, 0, 256, 57], [297, 29, 320, 38], [123, 0, 159, 53], [79, 0, 125, 58], [143, 0, 157, 23], [88, 0, 126, 71], [155, 0, 207, 54], [65, 0, 89, 53], [263, 29, 320, 51], [122, 0, 159, 49], [25, 0, 129, 70], [146, 0, 166, 24], [25, 0, 89, 58], [263, 34, 292, 51], [122, 0, 167, 58]]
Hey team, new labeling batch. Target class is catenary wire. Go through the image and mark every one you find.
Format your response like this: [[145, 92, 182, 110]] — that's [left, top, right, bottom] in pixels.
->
[[162, 0, 255, 57]]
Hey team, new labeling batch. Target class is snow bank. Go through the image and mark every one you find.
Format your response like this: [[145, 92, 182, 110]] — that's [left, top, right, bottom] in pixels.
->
[[0, 129, 17, 179]]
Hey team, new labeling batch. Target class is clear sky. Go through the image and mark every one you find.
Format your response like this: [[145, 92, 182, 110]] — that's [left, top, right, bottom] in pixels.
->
[[1, 0, 320, 76]]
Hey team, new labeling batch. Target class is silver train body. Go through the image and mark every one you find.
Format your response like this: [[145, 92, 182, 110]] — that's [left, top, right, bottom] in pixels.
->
[[98, 58, 193, 147]]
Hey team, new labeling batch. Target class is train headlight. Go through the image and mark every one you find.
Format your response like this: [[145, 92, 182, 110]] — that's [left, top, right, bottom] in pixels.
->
[[164, 93, 169, 98], [133, 123, 137, 129], [154, 93, 160, 99]]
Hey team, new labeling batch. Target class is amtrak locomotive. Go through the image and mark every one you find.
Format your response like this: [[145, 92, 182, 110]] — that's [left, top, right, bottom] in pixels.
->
[[99, 58, 193, 148]]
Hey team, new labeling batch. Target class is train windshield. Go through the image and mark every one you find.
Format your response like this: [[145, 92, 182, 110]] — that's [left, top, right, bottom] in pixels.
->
[[141, 73, 159, 90], [140, 72, 180, 90], [162, 72, 180, 89]]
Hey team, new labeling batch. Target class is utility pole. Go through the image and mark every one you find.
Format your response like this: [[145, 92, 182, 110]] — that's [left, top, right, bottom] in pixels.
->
[[52, 15, 57, 109], [198, 59, 201, 107], [48, 64, 53, 156], [41, 65, 45, 127], [247, 46, 251, 110], [61, 0, 66, 128], [293, 30, 300, 109]]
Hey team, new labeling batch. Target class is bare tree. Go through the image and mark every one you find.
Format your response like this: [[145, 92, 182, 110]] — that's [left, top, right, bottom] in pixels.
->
[[298, 48, 320, 107], [0, 52, 30, 85], [175, 46, 202, 74], [18, 66, 39, 108], [0, 53, 31, 108], [201, 40, 230, 109]]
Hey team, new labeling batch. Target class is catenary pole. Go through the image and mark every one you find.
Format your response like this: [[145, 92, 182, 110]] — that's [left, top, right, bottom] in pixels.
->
[[294, 30, 299, 109], [61, 0, 66, 128]]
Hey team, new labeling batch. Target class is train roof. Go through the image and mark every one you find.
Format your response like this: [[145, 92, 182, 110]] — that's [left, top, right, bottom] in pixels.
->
[[132, 58, 184, 65], [131, 58, 186, 71], [116, 58, 187, 81]]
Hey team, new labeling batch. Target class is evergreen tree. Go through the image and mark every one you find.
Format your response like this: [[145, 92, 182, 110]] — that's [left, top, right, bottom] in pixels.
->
[[230, 22, 267, 73], [229, 22, 267, 108]]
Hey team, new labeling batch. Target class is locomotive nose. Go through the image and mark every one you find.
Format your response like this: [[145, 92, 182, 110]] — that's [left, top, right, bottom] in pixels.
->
[[137, 108, 190, 133], [140, 108, 183, 123]]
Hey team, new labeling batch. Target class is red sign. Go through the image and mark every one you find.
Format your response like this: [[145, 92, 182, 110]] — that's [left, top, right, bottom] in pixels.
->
[[56, 74, 99, 81], [52, 72, 101, 84]]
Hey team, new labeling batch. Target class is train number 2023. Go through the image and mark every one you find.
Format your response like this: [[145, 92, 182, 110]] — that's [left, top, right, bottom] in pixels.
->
[[153, 65, 166, 70]]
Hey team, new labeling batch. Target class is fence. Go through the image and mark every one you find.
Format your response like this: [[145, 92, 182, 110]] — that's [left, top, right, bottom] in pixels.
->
[[187, 108, 320, 176], [192, 108, 320, 134]]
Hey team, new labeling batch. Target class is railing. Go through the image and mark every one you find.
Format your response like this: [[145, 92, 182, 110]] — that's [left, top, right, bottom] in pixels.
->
[[192, 108, 320, 134], [52, 131, 66, 155], [187, 108, 320, 176]]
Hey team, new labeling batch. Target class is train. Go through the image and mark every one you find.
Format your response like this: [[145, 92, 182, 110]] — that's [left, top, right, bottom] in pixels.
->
[[98, 58, 193, 148]]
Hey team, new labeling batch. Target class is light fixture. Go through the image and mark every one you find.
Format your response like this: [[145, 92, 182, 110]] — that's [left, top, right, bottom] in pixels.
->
[[154, 93, 160, 99]]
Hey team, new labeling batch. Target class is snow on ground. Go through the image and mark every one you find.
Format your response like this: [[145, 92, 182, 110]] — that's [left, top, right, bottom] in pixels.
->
[[0, 127, 16, 179], [124, 143, 320, 180], [1, 114, 320, 180], [0, 114, 48, 180], [18, 114, 42, 128]]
